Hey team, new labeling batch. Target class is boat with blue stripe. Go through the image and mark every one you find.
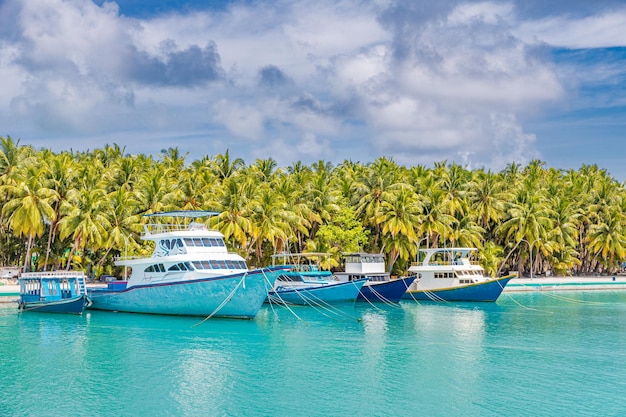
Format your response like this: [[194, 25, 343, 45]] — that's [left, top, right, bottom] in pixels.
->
[[87, 211, 286, 319], [403, 247, 515, 302], [267, 253, 366, 306], [18, 271, 90, 314]]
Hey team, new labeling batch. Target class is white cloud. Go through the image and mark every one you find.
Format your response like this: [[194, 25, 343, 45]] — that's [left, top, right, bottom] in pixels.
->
[[211, 99, 265, 139], [516, 9, 626, 48], [3, 0, 620, 171]]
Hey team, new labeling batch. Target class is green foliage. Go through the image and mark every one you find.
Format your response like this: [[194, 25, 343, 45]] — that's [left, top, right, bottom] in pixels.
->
[[314, 207, 370, 254], [1, 134, 625, 277]]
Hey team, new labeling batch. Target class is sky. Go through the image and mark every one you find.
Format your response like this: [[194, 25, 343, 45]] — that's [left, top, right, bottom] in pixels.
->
[[1, 0, 625, 179]]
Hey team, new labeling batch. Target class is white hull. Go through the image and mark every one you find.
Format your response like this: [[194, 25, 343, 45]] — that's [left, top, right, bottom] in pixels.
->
[[88, 268, 281, 319]]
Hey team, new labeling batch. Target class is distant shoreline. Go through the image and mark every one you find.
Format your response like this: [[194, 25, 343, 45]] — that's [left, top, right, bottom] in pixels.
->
[[505, 276, 626, 292]]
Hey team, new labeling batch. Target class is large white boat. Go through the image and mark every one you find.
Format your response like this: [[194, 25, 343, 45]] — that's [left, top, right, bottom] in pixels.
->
[[403, 247, 515, 302], [88, 211, 286, 319]]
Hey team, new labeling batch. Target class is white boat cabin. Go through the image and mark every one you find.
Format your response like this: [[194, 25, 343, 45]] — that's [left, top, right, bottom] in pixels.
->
[[115, 220, 248, 288], [335, 253, 390, 283], [407, 248, 491, 290]]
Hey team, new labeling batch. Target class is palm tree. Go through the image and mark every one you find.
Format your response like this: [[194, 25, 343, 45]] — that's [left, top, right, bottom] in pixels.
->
[[587, 206, 626, 273], [211, 149, 245, 180], [352, 157, 402, 248], [306, 162, 341, 240], [211, 176, 255, 254], [248, 184, 290, 264], [1, 164, 56, 271], [94, 187, 142, 275], [469, 169, 510, 241], [58, 183, 111, 271], [39, 150, 77, 270], [0, 136, 35, 249], [136, 165, 179, 214], [498, 184, 554, 277], [376, 184, 421, 271], [415, 175, 455, 248]]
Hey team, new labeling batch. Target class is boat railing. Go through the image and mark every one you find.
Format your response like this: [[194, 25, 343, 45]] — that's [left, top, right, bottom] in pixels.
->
[[115, 255, 146, 261], [21, 271, 86, 278], [144, 222, 209, 235], [411, 260, 482, 267]]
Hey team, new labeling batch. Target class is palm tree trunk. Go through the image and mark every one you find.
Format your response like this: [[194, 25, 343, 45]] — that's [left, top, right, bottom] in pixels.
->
[[44, 202, 60, 271], [23, 233, 33, 272]]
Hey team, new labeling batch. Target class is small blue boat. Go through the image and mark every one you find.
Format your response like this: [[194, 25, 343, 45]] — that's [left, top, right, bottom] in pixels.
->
[[403, 247, 515, 302], [268, 253, 367, 306], [334, 253, 415, 303], [18, 271, 89, 314]]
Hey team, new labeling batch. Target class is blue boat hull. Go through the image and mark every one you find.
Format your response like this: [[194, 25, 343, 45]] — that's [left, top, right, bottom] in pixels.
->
[[18, 294, 89, 314], [358, 276, 416, 303], [87, 267, 283, 319], [402, 275, 514, 302], [268, 279, 367, 306]]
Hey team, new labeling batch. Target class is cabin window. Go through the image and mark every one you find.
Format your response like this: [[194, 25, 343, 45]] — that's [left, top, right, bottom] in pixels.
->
[[278, 274, 302, 282], [168, 264, 180, 271], [145, 264, 166, 273], [217, 260, 227, 269], [210, 260, 220, 269], [368, 275, 386, 282], [184, 238, 194, 247], [193, 261, 203, 269]]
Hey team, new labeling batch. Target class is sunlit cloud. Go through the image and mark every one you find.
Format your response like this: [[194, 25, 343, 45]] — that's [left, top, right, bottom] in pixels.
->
[[0, 0, 624, 177]]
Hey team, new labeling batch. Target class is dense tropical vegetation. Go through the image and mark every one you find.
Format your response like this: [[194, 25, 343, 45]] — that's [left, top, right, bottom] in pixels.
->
[[1, 135, 625, 279]]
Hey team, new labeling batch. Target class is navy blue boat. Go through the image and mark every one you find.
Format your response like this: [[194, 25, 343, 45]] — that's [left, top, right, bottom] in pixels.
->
[[18, 271, 90, 314], [335, 253, 415, 303]]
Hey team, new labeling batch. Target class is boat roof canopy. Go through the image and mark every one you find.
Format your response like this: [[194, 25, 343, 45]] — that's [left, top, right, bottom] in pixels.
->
[[271, 252, 330, 259], [419, 248, 477, 254], [143, 210, 220, 219]]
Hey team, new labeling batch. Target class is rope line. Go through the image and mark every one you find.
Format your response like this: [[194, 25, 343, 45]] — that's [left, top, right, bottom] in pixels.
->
[[193, 273, 247, 327]]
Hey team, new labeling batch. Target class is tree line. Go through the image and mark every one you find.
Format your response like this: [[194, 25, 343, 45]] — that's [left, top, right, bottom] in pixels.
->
[[1, 135, 624, 278]]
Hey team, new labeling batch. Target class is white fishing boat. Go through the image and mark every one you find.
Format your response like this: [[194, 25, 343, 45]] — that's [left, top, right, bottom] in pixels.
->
[[403, 247, 515, 302], [88, 211, 286, 319]]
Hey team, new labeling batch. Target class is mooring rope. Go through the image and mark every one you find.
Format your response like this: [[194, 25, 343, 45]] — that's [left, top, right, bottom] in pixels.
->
[[262, 269, 308, 324], [193, 272, 247, 327]]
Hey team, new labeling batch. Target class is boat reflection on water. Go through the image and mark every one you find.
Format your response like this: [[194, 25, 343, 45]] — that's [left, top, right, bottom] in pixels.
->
[[403, 303, 490, 393]]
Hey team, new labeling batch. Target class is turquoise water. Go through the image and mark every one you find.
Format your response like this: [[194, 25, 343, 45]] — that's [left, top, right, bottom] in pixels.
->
[[2, 292, 626, 416]]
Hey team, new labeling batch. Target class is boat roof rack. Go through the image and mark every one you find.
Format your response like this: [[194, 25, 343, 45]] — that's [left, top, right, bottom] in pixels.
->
[[419, 247, 477, 253], [143, 210, 220, 219], [271, 252, 330, 259]]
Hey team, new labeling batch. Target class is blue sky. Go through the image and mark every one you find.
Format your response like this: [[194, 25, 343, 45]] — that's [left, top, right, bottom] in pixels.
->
[[1, 0, 625, 178]]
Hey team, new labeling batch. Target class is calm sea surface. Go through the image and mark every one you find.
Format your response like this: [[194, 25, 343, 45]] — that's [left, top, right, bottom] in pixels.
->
[[1, 291, 626, 417]]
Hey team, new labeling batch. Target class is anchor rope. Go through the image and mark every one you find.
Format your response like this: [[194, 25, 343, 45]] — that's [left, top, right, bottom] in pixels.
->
[[193, 272, 247, 327], [262, 269, 308, 324]]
